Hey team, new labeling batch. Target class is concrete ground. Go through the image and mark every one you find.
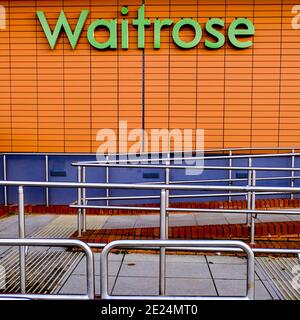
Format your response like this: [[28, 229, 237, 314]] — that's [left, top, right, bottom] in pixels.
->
[[0, 213, 298, 299], [58, 252, 279, 299]]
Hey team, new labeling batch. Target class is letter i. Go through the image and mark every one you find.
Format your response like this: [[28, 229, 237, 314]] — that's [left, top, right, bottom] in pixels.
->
[[121, 6, 129, 49]]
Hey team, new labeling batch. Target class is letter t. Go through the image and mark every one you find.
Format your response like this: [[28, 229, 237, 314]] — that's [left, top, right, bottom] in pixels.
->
[[133, 5, 151, 49]]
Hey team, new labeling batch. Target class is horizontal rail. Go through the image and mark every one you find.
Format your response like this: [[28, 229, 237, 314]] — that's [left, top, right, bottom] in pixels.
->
[[1, 146, 300, 158], [71, 204, 300, 216], [140, 176, 300, 185], [1, 180, 300, 193], [73, 151, 300, 166], [84, 191, 293, 202], [88, 242, 300, 255], [0, 238, 95, 300], [101, 239, 255, 300], [71, 163, 300, 172]]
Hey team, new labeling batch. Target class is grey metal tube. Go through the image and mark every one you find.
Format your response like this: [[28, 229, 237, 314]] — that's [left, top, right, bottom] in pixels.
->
[[71, 204, 300, 216], [228, 150, 232, 202], [100, 239, 255, 300], [3, 154, 7, 206], [159, 189, 166, 296], [82, 190, 292, 202], [45, 155, 49, 206], [77, 166, 82, 237], [71, 162, 300, 172], [82, 166, 86, 233], [246, 169, 252, 226], [18, 186, 26, 294], [250, 170, 256, 245], [165, 154, 170, 241], [3, 180, 300, 192], [291, 149, 295, 200], [88, 242, 300, 255], [0, 238, 94, 300], [72, 150, 300, 166], [105, 155, 109, 206]]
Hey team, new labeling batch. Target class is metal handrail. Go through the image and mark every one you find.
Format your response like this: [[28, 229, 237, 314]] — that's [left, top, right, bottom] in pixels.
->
[[2, 180, 300, 191], [2, 148, 299, 206], [0, 238, 95, 300], [100, 239, 255, 300]]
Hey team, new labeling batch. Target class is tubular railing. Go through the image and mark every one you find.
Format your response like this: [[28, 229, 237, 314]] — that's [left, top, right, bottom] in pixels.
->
[[0, 178, 300, 297], [0, 238, 95, 300], [100, 239, 255, 300], [0, 239, 300, 300], [1, 147, 300, 206]]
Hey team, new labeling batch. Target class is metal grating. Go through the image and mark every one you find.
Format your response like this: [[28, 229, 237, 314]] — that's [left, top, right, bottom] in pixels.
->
[[0, 215, 107, 295], [256, 257, 300, 300], [0, 248, 83, 294]]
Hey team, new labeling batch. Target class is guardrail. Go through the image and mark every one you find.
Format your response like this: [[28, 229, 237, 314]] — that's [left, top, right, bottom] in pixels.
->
[[1, 180, 300, 243], [0, 178, 300, 300], [0, 239, 299, 300], [100, 239, 255, 300], [1, 147, 300, 206], [0, 238, 94, 300]]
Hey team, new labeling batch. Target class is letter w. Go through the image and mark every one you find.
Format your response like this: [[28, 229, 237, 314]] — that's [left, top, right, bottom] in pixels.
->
[[36, 10, 89, 49]]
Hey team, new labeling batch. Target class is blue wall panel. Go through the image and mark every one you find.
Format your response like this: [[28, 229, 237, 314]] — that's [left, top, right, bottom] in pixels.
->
[[0, 154, 297, 205]]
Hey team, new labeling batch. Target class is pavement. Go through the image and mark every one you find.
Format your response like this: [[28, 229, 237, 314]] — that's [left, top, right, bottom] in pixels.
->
[[58, 252, 278, 299], [0, 212, 298, 299]]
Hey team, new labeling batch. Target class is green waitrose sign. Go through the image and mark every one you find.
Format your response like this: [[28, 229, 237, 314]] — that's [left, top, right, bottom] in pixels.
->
[[36, 5, 255, 50]]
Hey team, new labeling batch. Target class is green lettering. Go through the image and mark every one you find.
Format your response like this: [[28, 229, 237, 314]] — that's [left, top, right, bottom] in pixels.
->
[[205, 18, 225, 49], [228, 18, 255, 49], [133, 5, 151, 49], [36, 10, 89, 49], [154, 19, 173, 49], [172, 18, 202, 49], [87, 19, 117, 49]]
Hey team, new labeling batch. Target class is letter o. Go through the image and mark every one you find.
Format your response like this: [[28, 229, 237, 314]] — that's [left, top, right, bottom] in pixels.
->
[[172, 18, 202, 49]]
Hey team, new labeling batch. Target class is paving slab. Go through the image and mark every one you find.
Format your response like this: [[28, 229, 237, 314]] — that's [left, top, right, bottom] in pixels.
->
[[166, 261, 211, 279], [206, 255, 247, 265], [72, 254, 123, 276], [102, 216, 137, 229], [195, 213, 228, 226], [214, 279, 273, 300], [119, 260, 159, 277], [168, 214, 197, 226], [112, 276, 159, 296], [166, 278, 217, 296], [59, 274, 115, 296]]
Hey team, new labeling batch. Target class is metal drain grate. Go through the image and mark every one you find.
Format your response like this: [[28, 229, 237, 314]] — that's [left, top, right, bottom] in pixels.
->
[[0, 215, 107, 295], [256, 257, 300, 300], [0, 248, 83, 294]]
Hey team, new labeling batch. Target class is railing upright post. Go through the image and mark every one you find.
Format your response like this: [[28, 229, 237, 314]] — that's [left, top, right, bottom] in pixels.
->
[[246, 158, 252, 225], [3, 154, 7, 206], [228, 150, 232, 201], [291, 149, 295, 200], [82, 166, 86, 233], [18, 186, 26, 293], [165, 152, 170, 240], [250, 170, 256, 245], [45, 155, 49, 206], [77, 166, 82, 237], [105, 154, 109, 206], [159, 189, 167, 296], [246, 170, 252, 226]]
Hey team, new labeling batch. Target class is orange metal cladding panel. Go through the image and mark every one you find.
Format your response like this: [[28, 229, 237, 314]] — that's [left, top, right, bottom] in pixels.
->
[[2, 0, 300, 153], [0, 1, 11, 152]]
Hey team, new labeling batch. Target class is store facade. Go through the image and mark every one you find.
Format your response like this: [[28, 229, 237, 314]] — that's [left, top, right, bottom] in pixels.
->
[[0, 0, 299, 204]]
